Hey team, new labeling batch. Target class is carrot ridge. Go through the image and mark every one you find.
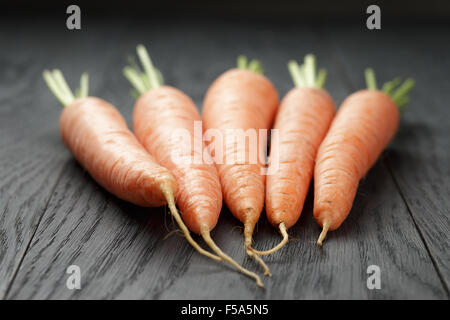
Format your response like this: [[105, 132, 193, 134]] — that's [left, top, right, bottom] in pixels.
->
[[249, 222, 288, 256], [201, 225, 264, 287]]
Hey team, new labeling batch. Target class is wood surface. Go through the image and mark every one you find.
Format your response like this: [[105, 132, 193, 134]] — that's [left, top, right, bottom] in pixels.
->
[[0, 17, 448, 299]]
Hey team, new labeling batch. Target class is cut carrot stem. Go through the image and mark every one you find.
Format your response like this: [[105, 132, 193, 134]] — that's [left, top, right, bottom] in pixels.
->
[[381, 77, 402, 95], [249, 222, 288, 256], [201, 225, 264, 287], [43, 70, 88, 107], [288, 60, 304, 88], [391, 79, 415, 104], [237, 55, 248, 69], [161, 186, 222, 262], [236, 55, 264, 75], [315, 68, 327, 89], [136, 44, 160, 89], [365, 68, 378, 90], [288, 54, 325, 89], [317, 220, 330, 246], [304, 54, 316, 87]]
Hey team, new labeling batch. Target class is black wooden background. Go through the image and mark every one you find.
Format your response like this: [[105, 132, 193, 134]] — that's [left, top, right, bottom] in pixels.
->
[[0, 9, 449, 299]]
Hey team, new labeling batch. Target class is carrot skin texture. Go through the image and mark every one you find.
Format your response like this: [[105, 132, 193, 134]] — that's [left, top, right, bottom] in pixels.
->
[[203, 68, 279, 226], [314, 90, 399, 230], [133, 86, 223, 235], [60, 97, 176, 207], [266, 88, 335, 229]]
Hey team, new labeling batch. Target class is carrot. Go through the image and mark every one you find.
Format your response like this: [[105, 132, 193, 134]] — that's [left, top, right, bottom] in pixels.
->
[[124, 45, 263, 287], [250, 54, 335, 256], [42, 69, 219, 262], [202, 56, 279, 275], [314, 68, 415, 245]]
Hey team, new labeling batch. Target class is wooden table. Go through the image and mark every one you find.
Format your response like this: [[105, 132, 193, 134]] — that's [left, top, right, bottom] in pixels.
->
[[0, 16, 448, 299]]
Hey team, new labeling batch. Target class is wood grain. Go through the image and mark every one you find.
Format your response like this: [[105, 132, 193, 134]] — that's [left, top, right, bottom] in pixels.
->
[[1, 18, 448, 299]]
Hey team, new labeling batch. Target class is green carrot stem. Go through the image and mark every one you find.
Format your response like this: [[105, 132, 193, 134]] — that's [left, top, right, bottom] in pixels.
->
[[391, 78, 415, 104], [395, 95, 410, 108], [43, 70, 89, 107], [123, 67, 146, 95], [52, 69, 75, 102], [304, 54, 316, 87], [365, 68, 378, 90], [236, 56, 264, 75], [315, 68, 327, 89], [365, 68, 415, 111], [79, 73, 89, 98], [237, 55, 248, 69], [288, 54, 326, 89], [156, 69, 164, 86], [287, 60, 304, 88], [124, 45, 164, 98], [43, 71, 70, 106], [381, 77, 402, 95], [141, 73, 152, 90], [248, 60, 262, 74], [136, 44, 161, 89]]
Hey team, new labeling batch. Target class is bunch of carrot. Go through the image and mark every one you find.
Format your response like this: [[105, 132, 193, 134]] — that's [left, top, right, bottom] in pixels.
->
[[43, 45, 414, 288]]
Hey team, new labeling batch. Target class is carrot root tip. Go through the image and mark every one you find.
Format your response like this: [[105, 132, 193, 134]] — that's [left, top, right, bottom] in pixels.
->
[[249, 222, 289, 256], [317, 221, 330, 246], [243, 220, 272, 277], [161, 185, 221, 262], [201, 226, 264, 288]]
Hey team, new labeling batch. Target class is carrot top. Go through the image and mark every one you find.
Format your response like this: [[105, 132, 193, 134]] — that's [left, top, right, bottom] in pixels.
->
[[123, 45, 164, 98], [237, 55, 264, 74], [365, 68, 415, 112], [43, 70, 89, 106], [288, 54, 327, 89]]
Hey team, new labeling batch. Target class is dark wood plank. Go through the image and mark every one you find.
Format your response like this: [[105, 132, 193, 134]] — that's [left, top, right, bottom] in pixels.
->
[[327, 25, 450, 292], [0, 21, 69, 298], [6, 19, 446, 299], [0, 18, 131, 298]]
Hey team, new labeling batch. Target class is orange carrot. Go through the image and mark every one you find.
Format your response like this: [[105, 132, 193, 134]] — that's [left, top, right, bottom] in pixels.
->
[[314, 68, 415, 245], [251, 55, 335, 256], [42, 69, 219, 262], [124, 46, 263, 287], [202, 56, 279, 275]]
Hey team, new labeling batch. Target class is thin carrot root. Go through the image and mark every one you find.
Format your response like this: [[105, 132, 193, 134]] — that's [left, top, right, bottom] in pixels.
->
[[244, 219, 272, 277], [317, 220, 330, 246], [249, 222, 288, 256], [161, 186, 222, 262], [201, 226, 264, 288]]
